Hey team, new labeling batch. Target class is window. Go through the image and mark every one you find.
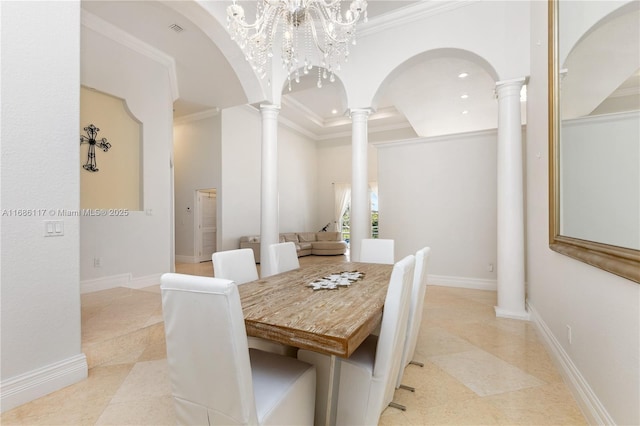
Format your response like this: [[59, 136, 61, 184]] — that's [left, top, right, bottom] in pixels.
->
[[340, 191, 379, 243]]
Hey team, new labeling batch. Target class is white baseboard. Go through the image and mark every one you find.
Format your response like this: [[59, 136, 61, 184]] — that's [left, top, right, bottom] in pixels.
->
[[494, 306, 531, 321], [527, 301, 614, 425], [80, 273, 130, 294], [81, 273, 162, 293], [0, 354, 87, 413], [126, 273, 163, 290], [175, 255, 198, 264], [428, 274, 497, 291]]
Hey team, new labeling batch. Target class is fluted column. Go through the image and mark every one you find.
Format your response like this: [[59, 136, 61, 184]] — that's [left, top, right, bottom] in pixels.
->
[[349, 108, 371, 262], [259, 104, 280, 277], [495, 78, 529, 320]]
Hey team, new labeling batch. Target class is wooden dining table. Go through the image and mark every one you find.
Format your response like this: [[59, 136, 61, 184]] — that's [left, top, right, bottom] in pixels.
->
[[238, 261, 393, 425]]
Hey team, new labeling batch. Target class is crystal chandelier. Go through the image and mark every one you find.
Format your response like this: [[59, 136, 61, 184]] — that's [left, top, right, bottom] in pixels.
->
[[226, 0, 368, 89]]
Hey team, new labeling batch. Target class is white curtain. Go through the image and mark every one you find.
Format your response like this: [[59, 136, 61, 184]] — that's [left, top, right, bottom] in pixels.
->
[[333, 183, 351, 233], [369, 182, 378, 206], [369, 182, 378, 237]]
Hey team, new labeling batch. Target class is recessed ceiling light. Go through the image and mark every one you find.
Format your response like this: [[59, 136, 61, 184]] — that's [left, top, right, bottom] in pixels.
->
[[331, 109, 338, 115], [461, 110, 469, 115], [460, 93, 469, 99], [458, 72, 469, 79]]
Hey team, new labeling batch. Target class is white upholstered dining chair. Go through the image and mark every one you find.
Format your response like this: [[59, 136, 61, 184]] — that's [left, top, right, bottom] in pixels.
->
[[360, 238, 395, 264], [161, 273, 316, 425], [213, 248, 296, 357], [269, 241, 300, 274], [297, 255, 415, 425], [396, 246, 431, 391], [212, 248, 259, 284]]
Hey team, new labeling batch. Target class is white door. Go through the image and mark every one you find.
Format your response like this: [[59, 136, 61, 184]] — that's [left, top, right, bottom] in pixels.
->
[[196, 189, 216, 262]]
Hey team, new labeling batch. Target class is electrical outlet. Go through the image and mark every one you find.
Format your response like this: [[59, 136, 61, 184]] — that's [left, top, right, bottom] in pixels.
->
[[487, 263, 494, 272], [93, 257, 102, 268]]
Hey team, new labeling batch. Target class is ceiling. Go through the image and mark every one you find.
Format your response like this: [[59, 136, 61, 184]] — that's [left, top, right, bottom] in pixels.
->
[[561, 6, 640, 119], [82, 0, 640, 140], [82, 0, 505, 140], [81, 1, 637, 142]]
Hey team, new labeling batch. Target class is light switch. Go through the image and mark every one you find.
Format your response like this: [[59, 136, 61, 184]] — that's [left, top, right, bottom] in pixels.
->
[[44, 220, 64, 237]]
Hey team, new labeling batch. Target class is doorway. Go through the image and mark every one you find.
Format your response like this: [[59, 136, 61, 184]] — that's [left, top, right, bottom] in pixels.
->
[[195, 189, 217, 262]]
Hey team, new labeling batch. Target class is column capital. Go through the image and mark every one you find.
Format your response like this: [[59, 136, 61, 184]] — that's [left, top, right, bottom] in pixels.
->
[[495, 77, 528, 97], [348, 108, 374, 119], [259, 103, 281, 113]]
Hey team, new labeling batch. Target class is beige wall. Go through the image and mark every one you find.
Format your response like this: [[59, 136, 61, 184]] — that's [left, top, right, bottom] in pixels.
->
[[80, 87, 141, 210]]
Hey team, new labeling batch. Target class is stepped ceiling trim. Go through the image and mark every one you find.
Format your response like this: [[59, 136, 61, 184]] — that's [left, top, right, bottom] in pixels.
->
[[81, 10, 180, 101], [359, 0, 477, 38]]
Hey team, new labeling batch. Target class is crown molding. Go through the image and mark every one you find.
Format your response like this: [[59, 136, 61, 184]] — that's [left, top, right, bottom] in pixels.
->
[[359, 0, 477, 38], [315, 121, 414, 141], [562, 109, 640, 126], [81, 10, 179, 101], [173, 108, 220, 125], [609, 86, 640, 99], [278, 115, 319, 140], [281, 97, 326, 128], [372, 127, 499, 148]]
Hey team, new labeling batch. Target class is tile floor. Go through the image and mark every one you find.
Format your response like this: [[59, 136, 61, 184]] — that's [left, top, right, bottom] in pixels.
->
[[1, 255, 587, 425]]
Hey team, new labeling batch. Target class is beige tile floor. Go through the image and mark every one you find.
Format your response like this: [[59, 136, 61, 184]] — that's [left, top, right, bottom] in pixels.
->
[[2, 255, 587, 425]]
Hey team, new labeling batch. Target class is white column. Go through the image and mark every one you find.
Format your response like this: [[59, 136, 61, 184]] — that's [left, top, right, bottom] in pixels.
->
[[259, 104, 280, 277], [495, 78, 529, 320], [349, 108, 371, 262]]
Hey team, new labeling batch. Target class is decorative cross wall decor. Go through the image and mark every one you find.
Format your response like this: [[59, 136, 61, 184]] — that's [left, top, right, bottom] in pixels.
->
[[80, 124, 111, 172]]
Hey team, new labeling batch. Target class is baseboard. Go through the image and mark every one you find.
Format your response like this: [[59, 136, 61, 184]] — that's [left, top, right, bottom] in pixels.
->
[[80, 273, 130, 294], [175, 255, 198, 264], [527, 301, 614, 425], [428, 274, 497, 291], [0, 354, 88, 413], [126, 273, 163, 290], [494, 306, 531, 321], [81, 273, 162, 293]]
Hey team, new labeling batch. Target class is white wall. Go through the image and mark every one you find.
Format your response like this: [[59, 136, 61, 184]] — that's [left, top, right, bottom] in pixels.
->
[[278, 124, 319, 232], [316, 140, 379, 232], [80, 25, 174, 286], [527, 2, 639, 425], [560, 112, 640, 249], [173, 113, 221, 260], [0, 0, 87, 411], [376, 131, 499, 286], [220, 106, 262, 250], [220, 106, 319, 250], [341, 0, 530, 107]]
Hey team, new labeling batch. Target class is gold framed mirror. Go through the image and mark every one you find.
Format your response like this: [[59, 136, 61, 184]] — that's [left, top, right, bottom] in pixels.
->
[[548, 0, 640, 283]]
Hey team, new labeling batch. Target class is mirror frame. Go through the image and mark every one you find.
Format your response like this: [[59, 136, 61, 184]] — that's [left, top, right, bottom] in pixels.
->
[[548, 0, 640, 283]]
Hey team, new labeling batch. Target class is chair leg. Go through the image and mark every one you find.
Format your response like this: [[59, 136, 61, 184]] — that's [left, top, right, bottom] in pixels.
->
[[397, 360, 422, 393], [388, 402, 407, 411], [399, 384, 415, 392]]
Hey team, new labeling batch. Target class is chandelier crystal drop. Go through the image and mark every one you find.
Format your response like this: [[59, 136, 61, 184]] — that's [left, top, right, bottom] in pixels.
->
[[226, 0, 368, 88]]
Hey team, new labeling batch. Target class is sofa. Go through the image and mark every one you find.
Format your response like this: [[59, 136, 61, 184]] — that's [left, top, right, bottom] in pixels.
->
[[240, 231, 347, 263]]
